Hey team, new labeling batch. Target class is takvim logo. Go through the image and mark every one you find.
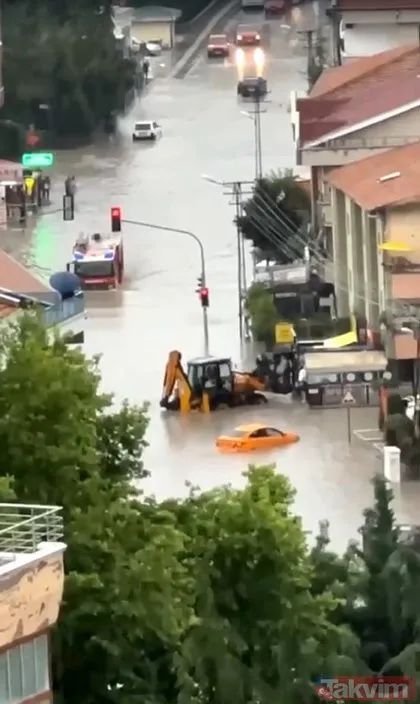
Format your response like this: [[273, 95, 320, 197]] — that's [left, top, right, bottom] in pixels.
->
[[314, 677, 416, 701]]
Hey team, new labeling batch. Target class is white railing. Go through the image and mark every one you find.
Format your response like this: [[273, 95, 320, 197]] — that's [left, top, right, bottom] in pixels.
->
[[0, 504, 63, 556], [309, 136, 420, 151]]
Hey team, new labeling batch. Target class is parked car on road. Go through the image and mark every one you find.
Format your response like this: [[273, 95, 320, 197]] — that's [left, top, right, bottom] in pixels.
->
[[132, 120, 162, 141]]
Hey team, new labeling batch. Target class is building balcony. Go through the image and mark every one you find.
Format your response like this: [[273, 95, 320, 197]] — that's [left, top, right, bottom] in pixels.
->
[[0, 503, 66, 650], [298, 136, 419, 167], [0, 503, 63, 565], [317, 198, 332, 226]]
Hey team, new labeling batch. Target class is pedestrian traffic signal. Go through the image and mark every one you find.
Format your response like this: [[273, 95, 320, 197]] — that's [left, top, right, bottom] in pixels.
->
[[111, 207, 121, 232], [200, 287, 209, 308]]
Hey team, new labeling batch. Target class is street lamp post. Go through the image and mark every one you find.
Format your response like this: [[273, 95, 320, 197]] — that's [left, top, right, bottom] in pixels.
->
[[122, 219, 209, 356]]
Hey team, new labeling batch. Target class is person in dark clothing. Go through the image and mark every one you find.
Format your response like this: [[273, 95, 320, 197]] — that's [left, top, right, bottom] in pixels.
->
[[44, 175, 50, 203], [143, 58, 150, 79], [65, 176, 76, 197]]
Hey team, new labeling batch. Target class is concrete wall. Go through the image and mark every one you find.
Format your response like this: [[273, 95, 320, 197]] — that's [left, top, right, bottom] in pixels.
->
[[342, 23, 419, 58], [330, 187, 383, 325], [342, 10, 420, 24], [0, 551, 64, 648], [329, 194, 420, 359], [331, 107, 420, 148], [301, 107, 420, 167]]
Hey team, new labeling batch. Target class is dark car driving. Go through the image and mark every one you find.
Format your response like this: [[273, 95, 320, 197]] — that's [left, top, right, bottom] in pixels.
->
[[237, 76, 267, 97]]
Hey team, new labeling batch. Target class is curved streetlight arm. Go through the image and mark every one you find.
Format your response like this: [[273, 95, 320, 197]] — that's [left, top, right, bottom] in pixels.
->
[[122, 219, 206, 284], [122, 218, 209, 355]]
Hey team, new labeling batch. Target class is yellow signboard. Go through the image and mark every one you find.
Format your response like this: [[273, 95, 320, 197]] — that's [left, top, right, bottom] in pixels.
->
[[275, 322, 295, 344]]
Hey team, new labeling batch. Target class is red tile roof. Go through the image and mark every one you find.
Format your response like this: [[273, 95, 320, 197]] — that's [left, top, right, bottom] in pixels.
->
[[326, 141, 420, 210], [0, 302, 17, 319], [337, 0, 420, 9], [0, 250, 51, 294], [298, 45, 420, 145]]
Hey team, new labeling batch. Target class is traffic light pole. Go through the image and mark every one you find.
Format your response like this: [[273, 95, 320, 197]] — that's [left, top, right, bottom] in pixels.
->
[[122, 219, 209, 356]]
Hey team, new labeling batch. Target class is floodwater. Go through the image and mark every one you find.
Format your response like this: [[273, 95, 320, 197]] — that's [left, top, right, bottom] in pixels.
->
[[2, 3, 420, 551]]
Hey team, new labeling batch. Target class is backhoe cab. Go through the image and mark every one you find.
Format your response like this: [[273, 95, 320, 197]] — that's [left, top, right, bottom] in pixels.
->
[[160, 350, 267, 412]]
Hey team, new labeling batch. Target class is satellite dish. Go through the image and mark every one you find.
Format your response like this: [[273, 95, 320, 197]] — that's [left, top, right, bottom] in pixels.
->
[[49, 271, 82, 300]]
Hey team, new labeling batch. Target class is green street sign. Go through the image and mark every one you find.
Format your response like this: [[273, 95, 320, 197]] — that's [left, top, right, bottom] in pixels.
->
[[21, 152, 55, 168]]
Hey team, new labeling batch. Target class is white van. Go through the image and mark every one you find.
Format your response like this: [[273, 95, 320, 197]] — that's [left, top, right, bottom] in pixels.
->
[[132, 120, 162, 141]]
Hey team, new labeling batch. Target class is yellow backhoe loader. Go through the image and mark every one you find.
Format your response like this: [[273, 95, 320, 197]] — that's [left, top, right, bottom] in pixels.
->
[[160, 350, 268, 412]]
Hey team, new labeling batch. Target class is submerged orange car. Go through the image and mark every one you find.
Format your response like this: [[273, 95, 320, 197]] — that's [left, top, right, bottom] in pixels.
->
[[216, 423, 299, 452]]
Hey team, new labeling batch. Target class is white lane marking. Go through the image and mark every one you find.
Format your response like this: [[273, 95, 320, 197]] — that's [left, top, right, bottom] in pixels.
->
[[353, 428, 383, 442], [168, 0, 239, 78]]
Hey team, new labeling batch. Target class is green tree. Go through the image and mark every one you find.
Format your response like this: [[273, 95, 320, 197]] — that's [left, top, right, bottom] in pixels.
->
[[237, 171, 311, 262], [0, 316, 191, 704], [2, 2, 135, 139], [342, 475, 409, 671], [167, 465, 345, 704], [245, 283, 277, 345]]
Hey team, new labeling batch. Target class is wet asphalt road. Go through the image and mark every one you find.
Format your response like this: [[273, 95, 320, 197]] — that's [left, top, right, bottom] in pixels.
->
[[3, 3, 420, 550]]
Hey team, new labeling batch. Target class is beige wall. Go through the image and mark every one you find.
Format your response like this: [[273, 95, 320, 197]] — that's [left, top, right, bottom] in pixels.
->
[[394, 333, 420, 360], [0, 552, 65, 648], [335, 107, 420, 148]]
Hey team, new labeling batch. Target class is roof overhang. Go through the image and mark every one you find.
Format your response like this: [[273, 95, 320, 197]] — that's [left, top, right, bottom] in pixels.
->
[[301, 97, 420, 149]]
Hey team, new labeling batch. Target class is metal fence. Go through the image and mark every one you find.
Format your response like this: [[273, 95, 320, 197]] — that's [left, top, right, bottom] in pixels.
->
[[0, 504, 63, 559], [41, 296, 85, 328]]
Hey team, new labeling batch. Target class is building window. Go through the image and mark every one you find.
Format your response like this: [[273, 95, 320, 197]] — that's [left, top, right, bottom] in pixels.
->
[[0, 634, 50, 702]]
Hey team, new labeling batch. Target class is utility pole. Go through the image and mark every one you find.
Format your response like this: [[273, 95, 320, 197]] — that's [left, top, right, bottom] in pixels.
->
[[222, 180, 254, 343], [242, 84, 267, 180], [247, 92, 263, 180]]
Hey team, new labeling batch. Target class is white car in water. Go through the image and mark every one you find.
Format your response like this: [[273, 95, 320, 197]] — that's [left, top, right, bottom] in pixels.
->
[[146, 41, 162, 56], [132, 120, 162, 141]]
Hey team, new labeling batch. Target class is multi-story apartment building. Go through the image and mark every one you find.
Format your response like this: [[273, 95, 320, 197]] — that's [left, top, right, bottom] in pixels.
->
[[0, 503, 66, 703], [290, 45, 420, 378]]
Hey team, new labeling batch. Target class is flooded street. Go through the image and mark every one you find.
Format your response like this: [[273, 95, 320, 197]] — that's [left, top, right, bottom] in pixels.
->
[[3, 3, 420, 550]]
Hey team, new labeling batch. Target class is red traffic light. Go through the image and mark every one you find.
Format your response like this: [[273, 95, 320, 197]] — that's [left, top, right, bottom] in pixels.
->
[[111, 207, 121, 232], [199, 287, 209, 307]]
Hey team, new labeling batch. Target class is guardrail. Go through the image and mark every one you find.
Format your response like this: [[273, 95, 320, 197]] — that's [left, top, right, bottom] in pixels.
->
[[0, 504, 63, 556], [307, 136, 419, 151], [41, 295, 85, 327]]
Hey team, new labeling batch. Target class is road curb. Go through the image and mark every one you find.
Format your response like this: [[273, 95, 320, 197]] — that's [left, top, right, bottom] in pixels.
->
[[168, 0, 239, 79]]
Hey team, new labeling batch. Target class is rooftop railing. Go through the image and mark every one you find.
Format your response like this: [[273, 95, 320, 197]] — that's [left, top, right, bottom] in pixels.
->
[[0, 289, 85, 329], [307, 136, 419, 151], [41, 295, 85, 327], [0, 504, 63, 559]]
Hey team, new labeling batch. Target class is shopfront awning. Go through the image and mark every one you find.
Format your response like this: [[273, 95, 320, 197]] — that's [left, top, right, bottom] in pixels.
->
[[305, 349, 387, 375]]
